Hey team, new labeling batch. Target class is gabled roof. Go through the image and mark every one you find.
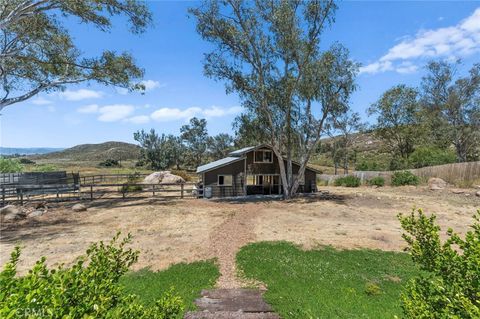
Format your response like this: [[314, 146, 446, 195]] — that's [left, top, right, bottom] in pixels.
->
[[228, 144, 270, 157], [196, 156, 245, 174]]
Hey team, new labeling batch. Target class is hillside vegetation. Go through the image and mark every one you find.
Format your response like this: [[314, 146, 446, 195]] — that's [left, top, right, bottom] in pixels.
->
[[32, 142, 141, 162]]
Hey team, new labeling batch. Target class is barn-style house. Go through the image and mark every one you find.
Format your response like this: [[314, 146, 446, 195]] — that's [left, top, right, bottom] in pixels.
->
[[196, 145, 320, 198]]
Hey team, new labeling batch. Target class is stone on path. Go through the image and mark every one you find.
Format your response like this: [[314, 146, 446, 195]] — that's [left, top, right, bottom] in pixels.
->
[[428, 177, 447, 190], [72, 203, 87, 212], [184, 289, 280, 319]]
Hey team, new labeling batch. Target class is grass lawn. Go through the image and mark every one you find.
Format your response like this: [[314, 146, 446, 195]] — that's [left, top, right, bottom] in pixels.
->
[[121, 260, 219, 311], [237, 241, 420, 319]]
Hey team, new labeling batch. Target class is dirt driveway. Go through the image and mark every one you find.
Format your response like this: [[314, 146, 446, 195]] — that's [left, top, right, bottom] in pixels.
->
[[1, 186, 478, 286]]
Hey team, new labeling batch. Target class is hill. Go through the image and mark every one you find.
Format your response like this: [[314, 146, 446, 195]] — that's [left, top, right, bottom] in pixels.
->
[[32, 141, 141, 162], [0, 147, 64, 156]]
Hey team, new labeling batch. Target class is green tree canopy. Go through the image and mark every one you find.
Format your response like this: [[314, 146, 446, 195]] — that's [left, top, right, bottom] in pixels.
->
[[180, 117, 209, 168], [0, 0, 152, 110]]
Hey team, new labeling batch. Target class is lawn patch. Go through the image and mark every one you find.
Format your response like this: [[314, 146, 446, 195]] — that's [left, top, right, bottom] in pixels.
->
[[121, 260, 219, 311], [237, 241, 419, 319]]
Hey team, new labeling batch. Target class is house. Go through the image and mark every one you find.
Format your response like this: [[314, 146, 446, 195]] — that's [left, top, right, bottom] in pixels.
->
[[196, 145, 320, 198]]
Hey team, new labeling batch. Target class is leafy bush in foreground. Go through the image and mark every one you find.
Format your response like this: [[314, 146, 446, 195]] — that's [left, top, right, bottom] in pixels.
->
[[368, 176, 385, 187], [408, 146, 456, 168], [391, 171, 419, 186], [0, 233, 183, 318], [0, 157, 23, 173], [398, 209, 480, 318], [334, 175, 361, 187]]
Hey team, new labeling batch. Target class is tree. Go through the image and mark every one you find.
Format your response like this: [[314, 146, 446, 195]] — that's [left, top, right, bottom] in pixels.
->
[[191, 0, 357, 198], [166, 135, 186, 170], [421, 61, 480, 162], [233, 113, 268, 148], [398, 209, 480, 318], [180, 117, 209, 168], [134, 129, 175, 170], [208, 133, 234, 160], [0, 0, 152, 110], [368, 85, 421, 162]]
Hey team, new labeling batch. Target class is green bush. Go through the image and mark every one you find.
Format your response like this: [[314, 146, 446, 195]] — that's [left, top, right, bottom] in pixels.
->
[[391, 171, 419, 186], [334, 175, 361, 187], [356, 160, 380, 171], [0, 233, 183, 318], [0, 157, 23, 173], [365, 282, 382, 296], [397, 209, 480, 318], [19, 158, 35, 165], [99, 159, 122, 167], [121, 173, 143, 193], [408, 146, 456, 168], [32, 164, 57, 172], [368, 176, 385, 187]]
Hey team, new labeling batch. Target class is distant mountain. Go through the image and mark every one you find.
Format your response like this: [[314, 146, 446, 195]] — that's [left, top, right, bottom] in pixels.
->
[[32, 141, 141, 161], [0, 147, 64, 156]]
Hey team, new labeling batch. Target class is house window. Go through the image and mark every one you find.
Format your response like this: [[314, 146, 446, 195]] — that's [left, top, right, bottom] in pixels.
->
[[218, 175, 233, 186], [254, 150, 273, 163]]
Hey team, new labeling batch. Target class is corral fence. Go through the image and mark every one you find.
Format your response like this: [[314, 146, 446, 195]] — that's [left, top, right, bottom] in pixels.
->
[[1, 172, 197, 206], [318, 161, 480, 186]]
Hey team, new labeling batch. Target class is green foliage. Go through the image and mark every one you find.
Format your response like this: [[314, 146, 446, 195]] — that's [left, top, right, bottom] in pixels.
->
[[0, 233, 184, 318], [391, 171, 419, 186], [180, 117, 209, 168], [121, 174, 143, 193], [31, 164, 57, 172], [99, 159, 122, 167], [1, 1, 151, 109], [18, 158, 35, 165], [334, 175, 361, 187], [364, 282, 382, 296], [237, 241, 419, 318], [0, 157, 24, 173], [207, 133, 234, 160], [397, 209, 480, 318], [408, 146, 456, 168], [368, 176, 385, 187], [356, 160, 381, 171], [121, 260, 219, 310], [134, 130, 184, 170]]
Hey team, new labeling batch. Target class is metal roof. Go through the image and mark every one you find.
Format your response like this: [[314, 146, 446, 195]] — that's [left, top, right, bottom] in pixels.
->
[[228, 144, 269, 157], [196, 156, 245, 174]]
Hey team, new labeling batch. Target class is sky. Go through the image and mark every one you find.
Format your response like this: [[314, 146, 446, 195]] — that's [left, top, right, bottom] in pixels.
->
[[1, 1, 479, 148]]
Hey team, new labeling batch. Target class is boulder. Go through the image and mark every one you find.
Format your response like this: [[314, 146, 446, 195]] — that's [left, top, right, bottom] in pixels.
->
[[428, 177, 447, 190], [0, 205, 20, 216], [29, 210, 46, 218], [72, 203, 87, 212], [143, 171, 185, 184], [476, 191, 480, 197], [451, 189, 465, 194]]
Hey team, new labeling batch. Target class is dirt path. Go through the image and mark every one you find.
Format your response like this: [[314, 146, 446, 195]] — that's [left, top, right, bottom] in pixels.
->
[[208, 205, 259, 288]]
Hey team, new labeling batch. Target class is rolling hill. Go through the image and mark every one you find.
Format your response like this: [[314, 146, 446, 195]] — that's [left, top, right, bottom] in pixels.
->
[[32, 141, 141, 162], [0, 147, 64, 156]]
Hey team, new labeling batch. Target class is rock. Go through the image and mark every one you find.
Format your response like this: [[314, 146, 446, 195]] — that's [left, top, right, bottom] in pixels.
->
[[3, 210, 26, 222], [29, 210, 46, 218], [143, 171, 185, 184], [72, 204, 87, 212], [0, 205, 20, 216], [428, 177, 447, 190], [451, 189, 465, 194], [476, 191, 480, 197]]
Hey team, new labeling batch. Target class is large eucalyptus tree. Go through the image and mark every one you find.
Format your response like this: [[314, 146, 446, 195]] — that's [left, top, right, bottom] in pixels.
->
[[191, 0, 357, 198], [0, 0, 152, 111]]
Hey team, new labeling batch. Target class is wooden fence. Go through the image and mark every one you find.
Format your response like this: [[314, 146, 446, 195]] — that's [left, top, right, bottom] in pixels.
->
[[318, 161, 480, 185]]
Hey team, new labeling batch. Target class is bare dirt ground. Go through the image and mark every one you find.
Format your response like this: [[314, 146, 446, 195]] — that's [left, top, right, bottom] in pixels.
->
[[1, 186, 478, 287]]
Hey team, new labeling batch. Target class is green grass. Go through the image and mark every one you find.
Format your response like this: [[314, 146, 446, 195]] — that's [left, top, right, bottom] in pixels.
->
[[121, 260, 219, 311], [237, 241, 420, 319]]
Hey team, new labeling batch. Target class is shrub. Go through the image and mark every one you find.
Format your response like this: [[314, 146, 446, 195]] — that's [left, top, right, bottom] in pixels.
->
[[334, 175, 361, 187], [0, 233, 184, 318], [368, 176, 385, 187], [171, 169, 191, 182], [408, 146, 456, 168], [121, 173, 143, 193], [32, 164, 57, 172], [397, 209, 480, 318], [356, 160, 380, 171], [18, 158, 35, 165], [99, 159, 122, 167], [0, 157, 23, 173], [365, 282, 381, 296], [391, 171, 419, 186]]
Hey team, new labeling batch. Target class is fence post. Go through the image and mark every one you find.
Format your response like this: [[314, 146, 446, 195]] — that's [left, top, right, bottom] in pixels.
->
[[90, 185, 93, 200], [181, 184, 184, 199], [1, 185, 5, 206], [20, 189, 23, 206], [152, 184, 155, 197]]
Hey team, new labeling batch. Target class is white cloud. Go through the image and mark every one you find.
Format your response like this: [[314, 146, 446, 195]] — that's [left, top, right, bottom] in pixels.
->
[[360, 8, 480, 75], [140, 80, 165, 91], [97, 104, 134, 122], [32, 97, 52, 105], [126, 115, 150, 124], [150, 106, 242, 122], [60, 89, 103, 101], [77, 104, 99, 114]]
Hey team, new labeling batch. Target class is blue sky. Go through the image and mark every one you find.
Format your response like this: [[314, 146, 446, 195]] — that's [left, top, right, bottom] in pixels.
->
[[1, 1, 479, 148]]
